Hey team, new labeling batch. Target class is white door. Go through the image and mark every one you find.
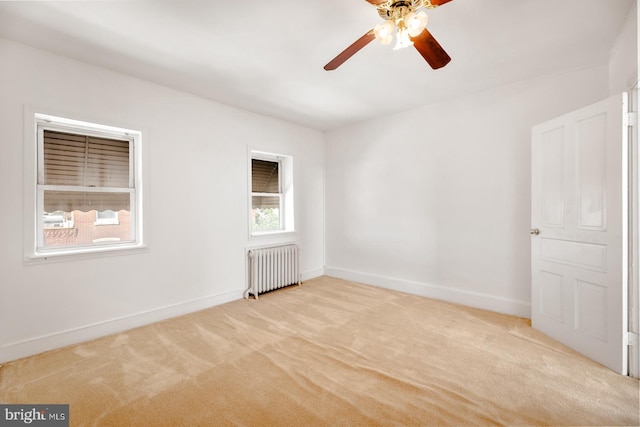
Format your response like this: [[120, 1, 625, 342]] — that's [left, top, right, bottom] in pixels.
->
[[531, 93, 629, 375]]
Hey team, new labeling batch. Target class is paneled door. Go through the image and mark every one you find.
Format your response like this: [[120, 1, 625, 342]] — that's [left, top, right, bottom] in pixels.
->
[[531, 93, 629, 374]]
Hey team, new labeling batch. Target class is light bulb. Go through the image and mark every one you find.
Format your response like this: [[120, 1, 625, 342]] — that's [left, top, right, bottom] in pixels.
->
[[374, 19, 395, 45], [405, 10, 428, 37], [393, 26, 414, 50]]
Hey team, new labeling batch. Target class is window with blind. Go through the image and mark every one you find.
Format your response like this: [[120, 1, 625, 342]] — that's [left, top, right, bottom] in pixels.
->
[[249, 151, 294, 235], [35, 114, 142, 254], [251, 158, 282, 231]]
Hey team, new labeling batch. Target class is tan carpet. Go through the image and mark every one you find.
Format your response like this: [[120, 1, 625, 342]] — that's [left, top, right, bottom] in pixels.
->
[[1, 276, 638, 426]]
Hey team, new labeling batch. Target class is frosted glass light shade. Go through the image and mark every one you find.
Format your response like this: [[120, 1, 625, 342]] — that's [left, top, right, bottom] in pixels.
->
[[374, 19, 395, 45], [405, 11, 428, 37]]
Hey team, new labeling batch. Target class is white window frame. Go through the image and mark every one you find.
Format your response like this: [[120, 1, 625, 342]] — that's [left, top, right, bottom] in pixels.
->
[[249, 150, 295, 237], [27, 112, 145, 259]]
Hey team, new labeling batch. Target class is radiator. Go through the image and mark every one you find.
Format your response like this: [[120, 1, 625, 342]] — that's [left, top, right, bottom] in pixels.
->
[[245, 244, 300, 299]]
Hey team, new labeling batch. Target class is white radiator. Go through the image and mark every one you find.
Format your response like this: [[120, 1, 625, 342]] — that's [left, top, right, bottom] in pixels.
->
[[245, 244, 300, 299]]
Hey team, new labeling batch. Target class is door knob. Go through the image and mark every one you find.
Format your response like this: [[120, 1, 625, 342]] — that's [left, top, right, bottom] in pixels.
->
[[530, 228, 540, 235]]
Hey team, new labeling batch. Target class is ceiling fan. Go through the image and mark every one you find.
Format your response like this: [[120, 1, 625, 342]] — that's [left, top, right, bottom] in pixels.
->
[[324, 0, 453, 71]]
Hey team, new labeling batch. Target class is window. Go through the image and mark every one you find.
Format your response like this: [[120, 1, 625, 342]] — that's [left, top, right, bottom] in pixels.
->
[[34, 114, 142, 255], [251, 158, 282, 231], [43, 210, 74, 229], [250, 151, 294, 235], [95, 210, 119, 225]]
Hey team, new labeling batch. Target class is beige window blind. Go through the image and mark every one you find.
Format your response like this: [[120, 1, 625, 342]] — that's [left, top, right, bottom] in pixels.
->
[[42, 130, 131, 212], [251, 159, 279, 193], [43, 130, 130, 187], [252, 159, 280, 209]]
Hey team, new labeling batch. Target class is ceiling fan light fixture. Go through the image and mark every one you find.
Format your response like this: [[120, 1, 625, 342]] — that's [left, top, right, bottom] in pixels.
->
[[323, 0, 453, 71], [374, 19, 395, 45], [405, 10, 428, 37]]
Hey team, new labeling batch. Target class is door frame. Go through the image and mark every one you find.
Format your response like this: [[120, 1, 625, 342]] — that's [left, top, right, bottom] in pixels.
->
[[629, 81, 639, 379]]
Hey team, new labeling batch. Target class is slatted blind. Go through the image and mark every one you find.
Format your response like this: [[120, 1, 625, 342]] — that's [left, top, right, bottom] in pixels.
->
[[252, 159, 280, 209], [42, 130, 131, 212], [43, 130, 130, 187], [252, 159, 279, 193]]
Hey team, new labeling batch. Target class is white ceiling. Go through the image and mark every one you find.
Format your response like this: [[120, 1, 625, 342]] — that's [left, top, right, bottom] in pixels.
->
[[0, 0, 635, 131]]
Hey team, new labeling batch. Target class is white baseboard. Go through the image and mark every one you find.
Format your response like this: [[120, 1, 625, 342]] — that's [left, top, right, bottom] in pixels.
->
[[301, 267, 324, 282], [324, 267, 531, 319], [0, 289, 244, 364]]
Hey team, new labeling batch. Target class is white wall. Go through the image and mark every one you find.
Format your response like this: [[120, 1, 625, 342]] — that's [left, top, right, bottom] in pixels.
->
[[0, 38, 325, 362], [324, 65, 610, 317]]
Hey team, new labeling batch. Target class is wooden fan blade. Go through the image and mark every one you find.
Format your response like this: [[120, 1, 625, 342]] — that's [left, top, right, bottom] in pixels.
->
[[324, 30, 376, 71], [430, 0, 454, 5], [364, 0, 387, 4], [411, 28, 451, 69]]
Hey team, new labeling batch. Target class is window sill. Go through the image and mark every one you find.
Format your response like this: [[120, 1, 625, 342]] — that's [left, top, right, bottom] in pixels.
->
[[248, 230, 297, 248], [26, 243, 148, 265], [250, 229, 295, 238]]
